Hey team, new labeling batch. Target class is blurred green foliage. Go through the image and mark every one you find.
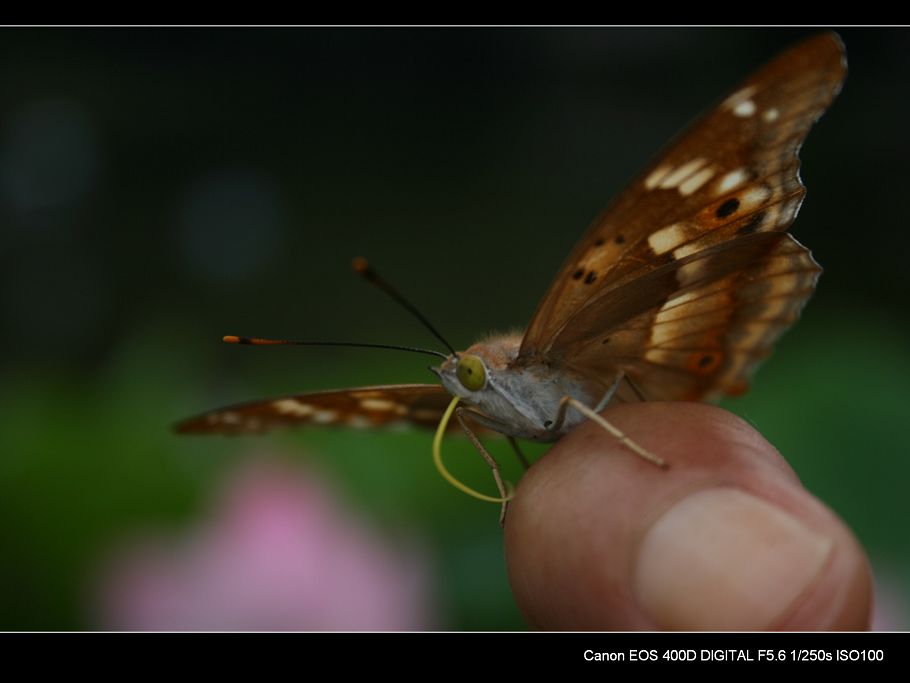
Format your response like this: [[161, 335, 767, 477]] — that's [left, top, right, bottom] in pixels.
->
[[1, 28, 908, 630]]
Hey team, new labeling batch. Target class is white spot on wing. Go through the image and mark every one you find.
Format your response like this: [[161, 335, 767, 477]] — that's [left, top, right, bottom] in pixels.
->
[[740, 185, 772, 211], [644, 164, 672, 190], [762, 108, 780, 122], [733, 100, 756, 117], [717, 169, 748, 195], [658, 158, 708, 190], [673, 242, 702, 260], [648, 223, 688, 255], [650, 320, 681, 346], [360, 398, 397, 412], [678, 166, 715, 196], [724, 85, 758, 110], [274, 399, 314, 417]]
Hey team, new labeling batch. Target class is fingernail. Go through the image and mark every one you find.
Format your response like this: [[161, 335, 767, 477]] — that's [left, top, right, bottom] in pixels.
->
[[633, 488, 833, 630]]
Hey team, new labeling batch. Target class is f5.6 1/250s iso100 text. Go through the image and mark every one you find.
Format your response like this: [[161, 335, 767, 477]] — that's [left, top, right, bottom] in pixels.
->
[[583, 649, 885, 663]]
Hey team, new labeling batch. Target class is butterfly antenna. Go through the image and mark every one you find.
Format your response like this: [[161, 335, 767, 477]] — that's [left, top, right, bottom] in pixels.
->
[[223, 336, 448, 360], [352, 257, 459, 358]]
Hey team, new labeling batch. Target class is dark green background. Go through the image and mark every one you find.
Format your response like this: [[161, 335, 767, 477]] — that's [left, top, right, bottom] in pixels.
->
[[1, 27, 908, 630]]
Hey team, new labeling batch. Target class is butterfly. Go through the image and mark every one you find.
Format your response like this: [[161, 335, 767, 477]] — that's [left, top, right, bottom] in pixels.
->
[[177, 33, 846, 514]]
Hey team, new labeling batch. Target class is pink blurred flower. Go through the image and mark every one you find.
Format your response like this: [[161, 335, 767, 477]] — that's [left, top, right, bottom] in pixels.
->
[[96, 459, 436, 630]]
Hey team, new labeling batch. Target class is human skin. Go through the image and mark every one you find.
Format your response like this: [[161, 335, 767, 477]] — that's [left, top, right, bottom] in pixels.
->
[[504, 401, 871, 630]]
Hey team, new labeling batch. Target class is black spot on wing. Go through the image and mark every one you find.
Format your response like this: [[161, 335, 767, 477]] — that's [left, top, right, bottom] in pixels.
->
[[716, 198, 740, 219]]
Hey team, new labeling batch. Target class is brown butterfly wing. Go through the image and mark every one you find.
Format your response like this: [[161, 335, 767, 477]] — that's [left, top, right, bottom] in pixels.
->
[[176, 384, 455, 435], [516, 33, 844, 400], [554, 232, 821, 401]]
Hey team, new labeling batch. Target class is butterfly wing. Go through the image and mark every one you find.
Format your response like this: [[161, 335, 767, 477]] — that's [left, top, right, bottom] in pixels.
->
[[176, 384, 456, 435], [516, 32, 844, 400], [554, 232, 821, 401]]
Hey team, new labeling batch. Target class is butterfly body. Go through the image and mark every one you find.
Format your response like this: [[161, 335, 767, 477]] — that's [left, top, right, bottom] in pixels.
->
[[178, 34, 846, 480], [432, 334, 601, 442]]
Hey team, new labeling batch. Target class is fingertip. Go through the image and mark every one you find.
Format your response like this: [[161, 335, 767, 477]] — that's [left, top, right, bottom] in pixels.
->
[[504, 402, 871, 630]]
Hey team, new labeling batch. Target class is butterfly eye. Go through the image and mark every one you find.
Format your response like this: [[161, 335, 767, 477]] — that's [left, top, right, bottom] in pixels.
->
[[456, 355, 487, 391]]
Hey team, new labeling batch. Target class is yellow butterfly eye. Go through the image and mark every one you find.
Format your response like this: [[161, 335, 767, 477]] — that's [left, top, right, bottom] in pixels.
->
[[456, 355, 486, 391]]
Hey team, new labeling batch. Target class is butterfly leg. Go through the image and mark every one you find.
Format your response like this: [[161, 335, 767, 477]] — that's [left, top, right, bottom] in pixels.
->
[[455, 407, 510, 525], [560, 397, 666, 468], [507, 436, 531, 471], [546, 372, 625, 433], [545, 374, 667, 468], [594, 372, 625, 412]]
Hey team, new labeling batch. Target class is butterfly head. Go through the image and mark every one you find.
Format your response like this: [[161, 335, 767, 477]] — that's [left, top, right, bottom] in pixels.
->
[[431, 334, 522, 402], [434, 353, 489, 397]]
